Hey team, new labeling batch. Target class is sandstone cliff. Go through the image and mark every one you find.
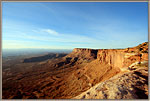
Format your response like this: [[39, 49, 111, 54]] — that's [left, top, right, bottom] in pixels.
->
[[97, 49, 125, 69], [73, 42, 148, 99], [72, 48, 98, 59], [97, 49, 148, 69]]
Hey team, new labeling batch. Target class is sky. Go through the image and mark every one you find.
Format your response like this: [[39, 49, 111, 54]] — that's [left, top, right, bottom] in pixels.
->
[[2, 2, 148, 49]]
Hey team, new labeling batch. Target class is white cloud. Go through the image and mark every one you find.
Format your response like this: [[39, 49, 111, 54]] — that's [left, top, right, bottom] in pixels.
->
[[3, 28, 105, 49], [30, 28, 100, 43], [42, 29, 59, 36]]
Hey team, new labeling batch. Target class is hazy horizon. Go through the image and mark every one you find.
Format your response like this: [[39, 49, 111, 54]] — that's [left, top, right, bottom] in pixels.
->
[[2, 48, 72, 57], [2, 40, 148, 50], [2, 2, 148, 49]]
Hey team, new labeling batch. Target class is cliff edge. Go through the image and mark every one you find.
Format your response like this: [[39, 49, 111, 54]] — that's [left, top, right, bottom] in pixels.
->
[[73, 42, 148, 99]]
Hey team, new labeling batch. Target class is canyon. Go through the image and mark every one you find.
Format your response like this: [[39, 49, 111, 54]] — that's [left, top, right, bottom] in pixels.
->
[[2, 42, 148, 99]]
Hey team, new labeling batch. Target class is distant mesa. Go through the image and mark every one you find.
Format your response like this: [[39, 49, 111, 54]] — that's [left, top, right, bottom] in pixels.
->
[[23, 53, 67, 63]]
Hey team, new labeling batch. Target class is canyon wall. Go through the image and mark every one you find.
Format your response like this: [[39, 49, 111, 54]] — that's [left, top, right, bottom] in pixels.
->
[[72, 48, 98, 59], [73, 42, 148, 99], [73, 48, 148, 69], [97, 49, 125, 68]]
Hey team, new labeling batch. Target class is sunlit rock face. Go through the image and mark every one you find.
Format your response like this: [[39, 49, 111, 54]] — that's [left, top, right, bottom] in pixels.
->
[[72, 48, 98, 59], [97, 49, 125, 68]]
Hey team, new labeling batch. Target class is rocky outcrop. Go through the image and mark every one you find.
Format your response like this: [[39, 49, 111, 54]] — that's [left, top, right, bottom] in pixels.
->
[[125, 42, 148, 53], [97, 49, 125, 69], [73, 61, 148, 99], [72, 42, 148, 70], [97, 48, 148, 70], [73, 42, 148, 99], [123, 52, 148, 68], [72, 48, 98, 59]]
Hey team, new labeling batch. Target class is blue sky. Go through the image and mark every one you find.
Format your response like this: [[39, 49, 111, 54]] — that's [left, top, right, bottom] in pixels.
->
[[2, 2, 148, 49]]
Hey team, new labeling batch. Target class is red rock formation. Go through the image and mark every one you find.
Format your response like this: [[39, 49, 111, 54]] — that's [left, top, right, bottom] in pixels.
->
[[96, 42, 148, 69], [72, 42, 148, 70], [97, 49, 125, 68], [72, 48, 98, 59], [141, 53, 148, 61]]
